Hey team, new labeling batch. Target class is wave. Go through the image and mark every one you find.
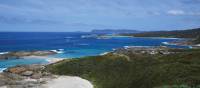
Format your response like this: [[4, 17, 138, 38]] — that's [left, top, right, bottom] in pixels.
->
[[124, 46, 151, 49], [189, 46, 193, 49], [162, 42, 169, 45], [100, 52, 110, 56], [0, 52, 9, 55], [50, 49, 64, 54], [81, 34, 98, 39], [162, 42, 176, 45], [0, 68, 7, 73]]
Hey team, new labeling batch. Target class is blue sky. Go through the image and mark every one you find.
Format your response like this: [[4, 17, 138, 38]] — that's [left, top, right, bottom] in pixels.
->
[[0, 0, 200, 32]]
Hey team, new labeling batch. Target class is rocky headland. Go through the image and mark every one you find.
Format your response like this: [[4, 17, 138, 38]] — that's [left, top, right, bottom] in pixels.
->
[[0, 64, 93, 88], [0, 64, 54, 88], [0, 50, 57, 60], [1, 46, 200, 88]]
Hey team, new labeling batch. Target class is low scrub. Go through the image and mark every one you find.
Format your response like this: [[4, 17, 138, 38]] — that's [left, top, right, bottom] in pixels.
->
[[46, 49, 200, 88]]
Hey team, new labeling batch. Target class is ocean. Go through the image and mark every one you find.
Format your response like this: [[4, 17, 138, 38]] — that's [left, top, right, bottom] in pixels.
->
[[0, 32, 190, 71]]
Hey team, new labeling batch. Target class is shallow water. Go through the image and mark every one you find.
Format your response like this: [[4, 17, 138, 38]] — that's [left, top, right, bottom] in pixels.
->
[[0, 32, 190, 71]]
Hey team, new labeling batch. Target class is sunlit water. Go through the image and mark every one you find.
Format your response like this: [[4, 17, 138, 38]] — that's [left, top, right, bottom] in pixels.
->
[[0, 32, 190, 71]]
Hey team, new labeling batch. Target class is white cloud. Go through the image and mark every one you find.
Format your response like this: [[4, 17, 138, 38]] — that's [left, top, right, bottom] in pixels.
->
[[167, 10, 185, 15], [167, 9, 200, 16]]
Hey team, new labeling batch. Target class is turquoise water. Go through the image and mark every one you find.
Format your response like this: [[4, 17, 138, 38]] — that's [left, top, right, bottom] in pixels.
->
[[0, 58, 48, 72], [0, 32, 190, 71]]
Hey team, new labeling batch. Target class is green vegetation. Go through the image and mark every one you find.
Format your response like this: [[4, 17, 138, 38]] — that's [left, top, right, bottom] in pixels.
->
[[194, 36, 200, 44], [121, 28, 200, 44], [46, 49, 200, 88], [122, 28, 200, 38]]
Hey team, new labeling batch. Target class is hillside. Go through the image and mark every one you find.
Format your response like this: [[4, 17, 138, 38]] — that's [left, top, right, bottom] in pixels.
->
[[91, 29, 140, 34], [122, 28, 200, 38], [46, 48, 200, 88]]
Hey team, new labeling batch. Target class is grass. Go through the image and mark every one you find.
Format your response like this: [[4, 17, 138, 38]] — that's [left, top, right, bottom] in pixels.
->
[[46, 49, 200, 88]]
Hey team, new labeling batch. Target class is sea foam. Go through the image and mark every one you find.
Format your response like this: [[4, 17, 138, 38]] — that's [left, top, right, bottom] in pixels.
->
[[0, 68, 6, 73], [162, 42, 177, 45], [0, 52, 9, 55], [50, 49, 64, 54]]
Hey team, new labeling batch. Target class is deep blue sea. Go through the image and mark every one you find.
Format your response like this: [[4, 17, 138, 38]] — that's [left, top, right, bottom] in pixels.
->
[[0, 32, 190, 71]]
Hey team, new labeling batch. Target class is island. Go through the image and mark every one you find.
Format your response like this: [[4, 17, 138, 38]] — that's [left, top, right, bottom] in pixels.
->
[[91, 29, 141, 34]]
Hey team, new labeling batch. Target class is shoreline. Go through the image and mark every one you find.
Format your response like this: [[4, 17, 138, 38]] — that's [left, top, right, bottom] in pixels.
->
[[0, 36, 197, 73], [0, 55, 65, 73], [98, 34, 187, 40], [22, 56, 65, 64], [1, 46, 200, 87], [0, 64, 94, 88]]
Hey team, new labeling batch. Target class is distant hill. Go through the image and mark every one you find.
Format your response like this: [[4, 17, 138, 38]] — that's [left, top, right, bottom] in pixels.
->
[[122, 28, 200, 38], [91, 29, 140, 34], [120, 28, 200, 44]]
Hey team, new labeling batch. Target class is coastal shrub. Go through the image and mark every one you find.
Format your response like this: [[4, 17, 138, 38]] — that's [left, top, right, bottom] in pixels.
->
[[194, 36, 200, 44], [46, 49, 200, 88], [122, 28, 200, 38]]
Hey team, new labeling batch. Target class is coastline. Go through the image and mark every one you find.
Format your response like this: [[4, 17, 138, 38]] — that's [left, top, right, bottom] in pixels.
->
[[0, 64, 94, 88], [98, 34, 185, 40], [0, 36, 197, 73], [0, 56, 65, 73], [1, 45, 200, 88], [118, 36, 184, 39], [0, 50, 65, 73], [22, 56, 65, 64], [45, 47, 200, 88]]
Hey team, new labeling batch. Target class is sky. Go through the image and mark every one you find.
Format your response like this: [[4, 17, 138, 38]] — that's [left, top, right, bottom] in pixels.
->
[[0, 0, 200, 32]]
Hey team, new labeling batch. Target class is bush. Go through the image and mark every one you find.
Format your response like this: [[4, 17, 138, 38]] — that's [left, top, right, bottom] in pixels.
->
[[46, 50, 200, 88]]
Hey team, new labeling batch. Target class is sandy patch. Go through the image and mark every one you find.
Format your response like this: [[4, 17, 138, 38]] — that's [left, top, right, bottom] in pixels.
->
[[22, 56, 64, 63], [42, 76, 93, 88], [196, 44, 200, 46]]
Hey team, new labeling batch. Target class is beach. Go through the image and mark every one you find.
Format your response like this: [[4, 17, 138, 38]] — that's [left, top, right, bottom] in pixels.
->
[[42, 76, 93, 88]]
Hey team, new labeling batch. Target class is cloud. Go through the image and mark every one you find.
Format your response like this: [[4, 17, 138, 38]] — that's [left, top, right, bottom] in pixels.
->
[[167, 10, 185, 15], [167, 9, 200, 16], [0, 16, 61, 24], [0, 0, 200, 31]]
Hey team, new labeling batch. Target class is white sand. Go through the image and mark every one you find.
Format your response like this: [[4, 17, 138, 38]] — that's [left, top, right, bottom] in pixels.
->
[[22, 56, 64, 63], [196, 44, 200, 46], [42, 76, 93, 88]]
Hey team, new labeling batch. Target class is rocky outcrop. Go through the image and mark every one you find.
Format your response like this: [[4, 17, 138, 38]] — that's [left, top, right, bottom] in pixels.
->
[[0, 65, 54, 88], [0, 50, 57, 60], [113, 46, 172, 55], [21, 71, 34, 76], [7, 67, 27, 74]]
